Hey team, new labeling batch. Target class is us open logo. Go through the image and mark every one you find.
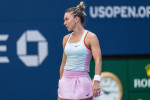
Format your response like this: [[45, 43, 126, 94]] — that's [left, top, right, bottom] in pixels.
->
[[0, 30, 48, 67]]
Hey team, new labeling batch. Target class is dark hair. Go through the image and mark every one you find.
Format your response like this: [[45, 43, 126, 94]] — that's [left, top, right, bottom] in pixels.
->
[[65, 1, 86, 25]]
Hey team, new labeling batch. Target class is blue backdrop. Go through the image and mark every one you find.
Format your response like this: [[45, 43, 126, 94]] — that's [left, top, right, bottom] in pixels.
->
[[0, 0, 150, 100]]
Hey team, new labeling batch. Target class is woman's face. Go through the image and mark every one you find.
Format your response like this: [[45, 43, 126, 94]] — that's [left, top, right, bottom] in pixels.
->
[[64, 12, 76, 31]]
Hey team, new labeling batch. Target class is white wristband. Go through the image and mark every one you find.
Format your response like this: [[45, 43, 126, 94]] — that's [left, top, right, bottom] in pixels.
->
[[94, 75, 101, 82]]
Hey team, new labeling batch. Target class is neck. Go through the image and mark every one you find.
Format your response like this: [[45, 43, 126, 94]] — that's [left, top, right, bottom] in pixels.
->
[[73, 25, 85, 36]]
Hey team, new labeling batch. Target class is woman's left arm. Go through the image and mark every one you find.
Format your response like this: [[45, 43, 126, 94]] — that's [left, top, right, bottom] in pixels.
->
[[88, 32, 102, 97]]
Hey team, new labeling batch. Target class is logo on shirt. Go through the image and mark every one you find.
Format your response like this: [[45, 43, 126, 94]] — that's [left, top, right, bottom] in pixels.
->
[[75, 45, 79, 48]]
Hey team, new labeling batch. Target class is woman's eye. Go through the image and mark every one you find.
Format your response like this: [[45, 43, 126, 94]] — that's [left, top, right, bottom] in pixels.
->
[[65, 18, 68, 21]]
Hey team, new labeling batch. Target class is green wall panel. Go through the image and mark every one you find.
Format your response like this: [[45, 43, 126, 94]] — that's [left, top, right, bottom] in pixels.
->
[[89, 59, 150, 100]]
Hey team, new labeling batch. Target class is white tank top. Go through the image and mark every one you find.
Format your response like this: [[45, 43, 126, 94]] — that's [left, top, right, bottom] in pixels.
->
[[64, 30, 92, 72]]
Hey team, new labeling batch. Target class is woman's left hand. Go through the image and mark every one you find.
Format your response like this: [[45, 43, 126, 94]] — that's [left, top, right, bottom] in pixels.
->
[[92, 81, 101, 97]]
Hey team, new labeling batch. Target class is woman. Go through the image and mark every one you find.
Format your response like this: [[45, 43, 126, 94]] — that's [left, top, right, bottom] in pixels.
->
[[58, 1, 102, 100]]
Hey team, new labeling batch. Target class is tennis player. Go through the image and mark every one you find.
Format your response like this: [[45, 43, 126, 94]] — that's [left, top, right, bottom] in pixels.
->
[[58, 1, 102, 100]]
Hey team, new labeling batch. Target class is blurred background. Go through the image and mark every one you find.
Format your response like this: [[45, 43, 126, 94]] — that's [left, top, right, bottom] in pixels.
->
[[0, 0, 150, 100]]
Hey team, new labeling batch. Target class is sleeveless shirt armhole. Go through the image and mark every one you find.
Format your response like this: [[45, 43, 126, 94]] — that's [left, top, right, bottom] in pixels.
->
[[84, 31, 91, 50], [64, 34, 71, 47]]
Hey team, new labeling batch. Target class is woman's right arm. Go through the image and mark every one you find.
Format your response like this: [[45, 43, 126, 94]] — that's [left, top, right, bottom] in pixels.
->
[[59, 34, 70, 79]]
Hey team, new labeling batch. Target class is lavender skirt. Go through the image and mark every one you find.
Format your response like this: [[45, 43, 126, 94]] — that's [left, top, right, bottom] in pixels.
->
[[58, 70, 101, 99]]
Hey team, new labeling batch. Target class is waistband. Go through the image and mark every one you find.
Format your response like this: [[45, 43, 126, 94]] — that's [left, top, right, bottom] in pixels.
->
[[63, 70, 89, 77]]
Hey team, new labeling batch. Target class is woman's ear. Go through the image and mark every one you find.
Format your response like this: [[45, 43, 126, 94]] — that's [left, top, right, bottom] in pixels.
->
[[75, 16, 80, 23]]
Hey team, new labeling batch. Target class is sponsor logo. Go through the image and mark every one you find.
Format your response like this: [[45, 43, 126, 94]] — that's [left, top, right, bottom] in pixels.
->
[[0, 30, 48, 67], [134, 64, 150, 88], [17, 30, 48, 67], [89, 6, 150, 18], [145, 64, 150, 77]]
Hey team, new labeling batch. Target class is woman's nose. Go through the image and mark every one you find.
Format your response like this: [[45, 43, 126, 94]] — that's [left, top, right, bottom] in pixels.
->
[[64, 21, 66, 25]]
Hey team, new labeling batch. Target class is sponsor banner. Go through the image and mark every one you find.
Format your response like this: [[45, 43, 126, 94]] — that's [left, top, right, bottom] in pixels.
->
[[128, 59, 150, 91]]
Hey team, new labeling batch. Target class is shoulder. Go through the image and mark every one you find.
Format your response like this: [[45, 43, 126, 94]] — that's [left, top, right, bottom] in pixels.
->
[[85, 31, 100, 47], [62, 33, 71, 47], [86, 31, 99, 41], [63, 34, 71, 41]]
